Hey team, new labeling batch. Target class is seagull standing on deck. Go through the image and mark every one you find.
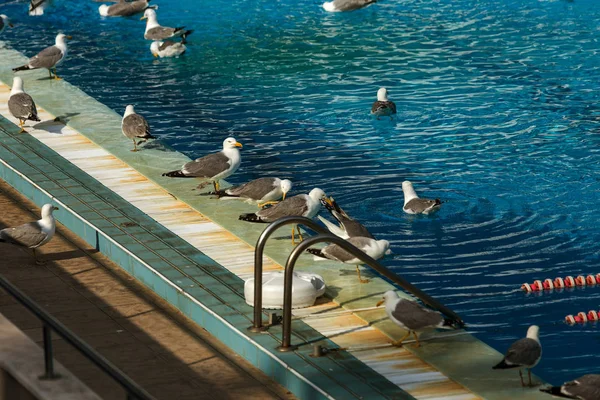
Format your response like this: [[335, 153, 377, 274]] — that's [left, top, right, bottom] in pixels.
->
[[141, 8, 192, 41], [540, 374, 600, 400], [308, 237, 390, 283], [121, 105, 154, 152], [493, 325, 542, 387], [239, 188, 327, 245], [13, 33, 72, 80], [8, 77, 40, 133], [0, 204, 58, 265], [0, 15, 14, 34], [323, 0, 377, 12], [402, 181, 442, 215], [212, 177, 292, 207], [162, 137, 242, 193], [377, 291, 456, 347], [371, 88, 397, 120]]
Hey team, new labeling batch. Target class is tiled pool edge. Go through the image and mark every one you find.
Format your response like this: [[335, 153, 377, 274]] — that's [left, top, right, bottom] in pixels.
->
[[0, 118, 416, 400]]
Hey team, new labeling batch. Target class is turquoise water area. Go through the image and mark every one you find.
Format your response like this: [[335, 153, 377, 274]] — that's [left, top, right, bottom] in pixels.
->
[[1, 0, 599, 385]]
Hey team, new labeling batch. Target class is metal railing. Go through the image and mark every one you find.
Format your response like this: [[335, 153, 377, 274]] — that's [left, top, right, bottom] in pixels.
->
[[247, 216, 465, 352], [0, 275, 156, 400]]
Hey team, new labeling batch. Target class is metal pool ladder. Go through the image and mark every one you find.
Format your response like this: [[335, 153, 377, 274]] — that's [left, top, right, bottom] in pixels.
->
[[248, 216, 465, 352]]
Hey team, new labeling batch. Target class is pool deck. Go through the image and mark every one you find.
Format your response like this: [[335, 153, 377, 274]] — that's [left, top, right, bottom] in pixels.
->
[[0, 44, 551, 400]]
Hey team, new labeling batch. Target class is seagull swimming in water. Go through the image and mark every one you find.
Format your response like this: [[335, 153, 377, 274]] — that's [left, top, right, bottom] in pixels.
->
[[13, 33, 72, 80], [8, 77, 40, 133], [29, 0, 48, 16], [493, 325, 542, 387], [162, 137, 242, 193], [150, 32, 192, 58], [371, 88, 397, 120], [99, 0, 153, 17], [377, 291, 456, 347], [323, 0, 377, 12], [0, 204, 58, 264], [402, 181, 442, 215]]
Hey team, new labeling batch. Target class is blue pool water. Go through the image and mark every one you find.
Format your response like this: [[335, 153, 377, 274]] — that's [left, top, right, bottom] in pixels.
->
[[2, 0, 600, 386]]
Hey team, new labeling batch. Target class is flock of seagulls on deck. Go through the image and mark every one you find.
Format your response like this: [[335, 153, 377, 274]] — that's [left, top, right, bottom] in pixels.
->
[[0, 1, 597, 397]]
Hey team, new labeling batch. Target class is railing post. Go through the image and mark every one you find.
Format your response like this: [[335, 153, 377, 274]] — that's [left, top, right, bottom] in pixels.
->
[[248, 217, 328, 333], [39, 324, 60, 380]]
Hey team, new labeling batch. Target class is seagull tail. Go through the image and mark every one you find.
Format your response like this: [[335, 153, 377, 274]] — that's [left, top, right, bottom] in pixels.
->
[[539, 387, 566, 397], [492, 359, 513, 370], [317, 215, 347, 238], [12, 65, 31, 73], [31, 114, 41, 122], [307, 248, 328, 261], [162, 170, 187, 178], [238, 213, 266, 223]]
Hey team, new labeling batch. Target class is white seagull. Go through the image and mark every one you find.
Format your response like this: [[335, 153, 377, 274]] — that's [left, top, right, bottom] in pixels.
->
[[29, 0, 48, 16], [323, 0, 377, 12], [493, 325, 542, 387], [0, 14, 14, 34], [8, 77, 40, 133], [13, 33, 72, 80], [402, 181, 442, 215], [99, 0, 152, 17], [371, 88, 397, 120], [377, 291, 454, 347], [317, 196, 374, 239], [121, 105, 155, 152], [141, 9, 192, 41], [212, 177, 292, 207], [0, 204, 58, 264], [162, 137, 242, 192], [150, 33, 191, 58]]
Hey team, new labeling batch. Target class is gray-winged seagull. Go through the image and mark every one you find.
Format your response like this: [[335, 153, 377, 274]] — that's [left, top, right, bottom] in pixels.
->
[[493, 325, 542, 387], [239, 188, 327, 245], [162, 137, 242, 192], [121, 105, 155, 152], [0, 14, 14, 34], [150, 33, 192, 58], [213, 177, 292, 207], [402, 181, 442, 214], [141, 8, 192, 40], [29, 0, 47, 16], [0, 204, 58, 264], [377, 291, 454, 347], [371, 88, 397, 120], [13, 33, 72, 80], [323, 0, 377, 12], [541, 374, 600, 400], [308, 237, 390, 283], [99, 0, 152, 17], [8, 77, 40, 133], [318, 196, 374, 239]]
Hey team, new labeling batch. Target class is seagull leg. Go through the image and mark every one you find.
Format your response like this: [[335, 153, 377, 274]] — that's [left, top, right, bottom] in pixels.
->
[[412, 331, 421, 347], [32, 248, 45, 266], [213, 181, 220, 193], [53, 68, 62, 80], [131, 139, 138, 152], [528, 369, 533, 387], [257, 200, 280, 208], [18, 119, 26, 133], [356, 266, 370, 284], [519, 369, 524, 387], [48, 69, 52, 79], [291, 225, 296, 245], [391, 330, 411, 347], [297, 228, 304, 242]]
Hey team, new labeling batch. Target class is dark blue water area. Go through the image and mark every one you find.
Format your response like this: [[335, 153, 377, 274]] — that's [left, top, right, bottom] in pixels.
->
[[2, 0, 600, 384]]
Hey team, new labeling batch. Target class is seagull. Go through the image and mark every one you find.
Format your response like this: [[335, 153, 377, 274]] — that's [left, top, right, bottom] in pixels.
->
[[211, 177, 292, 207], [371, 88, 397, 120], [150, 33, 191, 58], [317, 196, 374, 239], [8, 77, 40, 133], [29, 0, 48, 16], [376, 290, 455, 347], [493, 325, 542, 387], [99, 0, 153, 17], [402, 181, 442, 215], [0, 204, 58, 265], [13, 33, 72, 80], [121, 105, 154, 152], [323, 0, 377, 12], [239, 188, 327, 245], [540, 374, 600, 400], [162, 137, 242, 192], [308, 237, 390, 283], [141, 8, 192, 41], [0, 14, 14, 34]]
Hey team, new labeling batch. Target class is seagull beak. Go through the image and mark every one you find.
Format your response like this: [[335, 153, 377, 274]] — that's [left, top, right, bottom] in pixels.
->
[[152, 53, 158, 58], [8, 23, 14, 28], [385, 249, 392, 255], [66, 36, 72, 40], [281, 192, 287, 201], [53, 206, 59, 211], [140, 16, 147, 20], [376, 299, 384, 307], [234, 142, 243, 148]]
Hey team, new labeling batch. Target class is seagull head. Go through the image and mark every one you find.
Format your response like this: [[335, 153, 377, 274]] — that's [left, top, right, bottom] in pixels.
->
[[123, 105, 136, 118], [0, 15, 13, 28], [223, 137, 242, 149], [526, 325, 540, 341], [150, 41, 161, 57], [11, 77, 24, 94], [376, 290, 399, 307], [280, 179, 292, 200], [141, 8, 156, 21], [55, 33, 72, 45], [401, 180, 418, 200], [377, 239, 392, 256], [41, 204, 59, 219], [308, 188, 327, 202], [377, 87, 389, 102]]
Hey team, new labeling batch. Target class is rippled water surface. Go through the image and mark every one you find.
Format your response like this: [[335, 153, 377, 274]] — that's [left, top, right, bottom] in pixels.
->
[[2, 0, 600, 385]]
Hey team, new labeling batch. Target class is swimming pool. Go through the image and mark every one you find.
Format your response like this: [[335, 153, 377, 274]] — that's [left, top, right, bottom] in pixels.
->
[[1, 0, 599, 385]]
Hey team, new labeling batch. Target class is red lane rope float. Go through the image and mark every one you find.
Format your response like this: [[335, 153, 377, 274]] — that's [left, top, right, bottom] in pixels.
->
[[565, 310, 600, 324], [521, 274, 600, 292]]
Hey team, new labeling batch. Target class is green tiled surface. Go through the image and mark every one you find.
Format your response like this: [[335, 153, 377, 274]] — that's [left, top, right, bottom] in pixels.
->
[[0, 118, 413, 399]]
